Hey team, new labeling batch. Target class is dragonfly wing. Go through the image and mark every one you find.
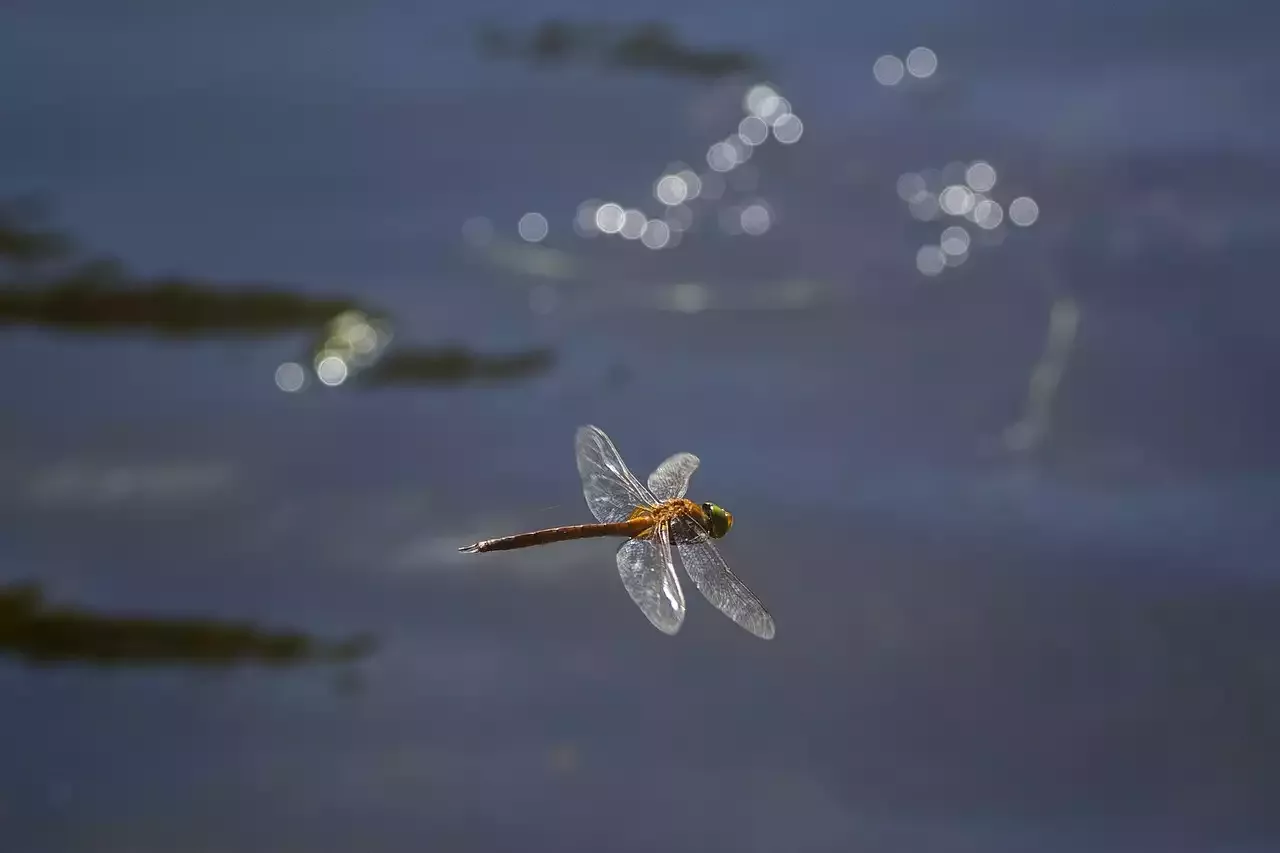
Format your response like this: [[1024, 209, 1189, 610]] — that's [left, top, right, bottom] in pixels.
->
[[646, 452, 700, 501], [615, 522, 685, 635], [575, 425, 656, 523], [672, 518, 776, 639]]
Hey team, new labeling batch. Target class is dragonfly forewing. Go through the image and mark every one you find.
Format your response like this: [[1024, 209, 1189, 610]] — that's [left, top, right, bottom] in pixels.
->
[[646, 452, 700, 502], [616, 522, 686, 635], [672, 517, 776, 640], [575, 425, 656, 523]]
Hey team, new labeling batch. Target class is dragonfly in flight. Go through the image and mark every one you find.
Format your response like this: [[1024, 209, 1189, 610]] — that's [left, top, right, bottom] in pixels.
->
[[459, 425, 775, 639]]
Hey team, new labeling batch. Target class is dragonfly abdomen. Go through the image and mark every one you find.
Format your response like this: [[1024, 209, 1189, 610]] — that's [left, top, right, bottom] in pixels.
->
[[458, 519, 648, 553]]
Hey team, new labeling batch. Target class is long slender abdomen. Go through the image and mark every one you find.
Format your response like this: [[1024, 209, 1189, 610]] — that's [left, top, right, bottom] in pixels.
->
[[459, 520, 646, 553]]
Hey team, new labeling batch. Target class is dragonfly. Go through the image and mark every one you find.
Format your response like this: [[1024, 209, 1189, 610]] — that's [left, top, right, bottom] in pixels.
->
[[459, 425, 775, 639]]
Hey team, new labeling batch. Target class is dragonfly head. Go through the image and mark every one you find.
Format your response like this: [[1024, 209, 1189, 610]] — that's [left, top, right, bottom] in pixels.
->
[[701, 502, 734, 539]]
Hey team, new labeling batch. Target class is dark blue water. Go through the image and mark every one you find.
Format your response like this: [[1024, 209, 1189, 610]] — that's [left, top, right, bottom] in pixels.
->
[[2, 1, 1278, 850]]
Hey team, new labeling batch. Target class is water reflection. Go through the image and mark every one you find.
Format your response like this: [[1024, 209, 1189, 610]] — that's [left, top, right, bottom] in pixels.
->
[[0, 196, 74, 267], [0, 581, 373, 668], [0, 273, 371, 338], [356, 345, 554, 387], [0, 3, 1276, 849], [0, 206, 374, 337], [476, 19, 763, 79], [1, 203, 558, 391]]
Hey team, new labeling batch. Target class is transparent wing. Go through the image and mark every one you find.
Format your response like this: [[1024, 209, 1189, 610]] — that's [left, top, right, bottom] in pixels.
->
[[647, 452, 700, 502], [575, 425, 656, 524], [671, 517, 776, 640], [616, 523, 685, 635]]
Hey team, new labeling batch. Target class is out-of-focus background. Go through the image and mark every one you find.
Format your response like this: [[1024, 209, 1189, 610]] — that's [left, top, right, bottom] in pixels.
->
[[2, 1, 1278, 850]]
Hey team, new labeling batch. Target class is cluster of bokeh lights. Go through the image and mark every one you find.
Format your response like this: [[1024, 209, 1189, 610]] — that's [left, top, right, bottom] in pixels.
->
[[458, 59, 1044, 288], [274, 310, 392, 392], [873, 47, 938, 86], [871, 46, 1043, 276], [469, 82, 802, 254], [897, 158, 1041, 276]]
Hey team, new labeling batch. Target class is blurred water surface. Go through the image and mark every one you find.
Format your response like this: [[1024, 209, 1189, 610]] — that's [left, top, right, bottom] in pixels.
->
[[1, 1, 1278, 851]]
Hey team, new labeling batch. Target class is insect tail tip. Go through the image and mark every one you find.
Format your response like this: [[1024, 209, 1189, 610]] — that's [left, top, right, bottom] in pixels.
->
[[458, 543, 481, 553]]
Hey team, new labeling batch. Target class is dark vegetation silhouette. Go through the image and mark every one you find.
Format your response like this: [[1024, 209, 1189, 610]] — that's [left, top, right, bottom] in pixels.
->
[[0, 273, 369, 338], [0, 197, 379, 337], [359, 346, 554, 386], [0, 198, 555, 385], [0, 581, 374, 668], [476, 19, 763, 79]]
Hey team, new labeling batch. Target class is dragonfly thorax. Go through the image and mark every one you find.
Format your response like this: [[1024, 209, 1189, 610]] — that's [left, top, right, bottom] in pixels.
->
[[638, 498, 733, 539]]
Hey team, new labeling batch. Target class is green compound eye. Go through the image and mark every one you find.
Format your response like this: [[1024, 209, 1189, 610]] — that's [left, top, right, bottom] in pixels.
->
[[701, 502, 734, 539]]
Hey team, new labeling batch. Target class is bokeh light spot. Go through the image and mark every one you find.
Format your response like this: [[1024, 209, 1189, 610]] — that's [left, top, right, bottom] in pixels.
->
[[939, 185, 976, 216], [738, 115, 769, 146], [873, 55, 905, 86], [1010, 196, 1040, 226], [619, 209, 647, 240], [772, 114, 804, 144], [518, 212, 549, 243], [974, 198, 1004, 230], [655, 174, 689, 206], [744, 84, 781, 118], [758, 95, 792, 127], [707, 141, 738, 172], [575, 200, 602, 237], [315, 355, 349, 387], [274, 362, 305, 393], [940, 225, 971, 256], [677, 170, 702, 200], [906, 46, 938, 78], [641, 219, 672, 250], [965, 161, 997, 193], [897, 172, 927, 203], [595, 203, 625, 234], [916, 245, 946, 276], [740, 203, 772, 236]]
